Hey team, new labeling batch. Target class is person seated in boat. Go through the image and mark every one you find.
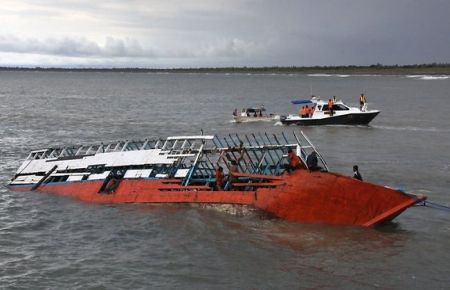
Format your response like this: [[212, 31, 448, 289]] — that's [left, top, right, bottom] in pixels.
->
[[254, 111, 257, 117], [353, 165, 363, 181], [304, 106, 310, 118], [215, 165, 225, 190], [259, 110, 263, 117], [287, 149, 303, 172], [300, 106, 309, 118], [306, 151, 321, 171], [327, 99, 334, 116], [359, 93, 366, 111], [233, 108, 238, 116], [333, 96, 337, 103]]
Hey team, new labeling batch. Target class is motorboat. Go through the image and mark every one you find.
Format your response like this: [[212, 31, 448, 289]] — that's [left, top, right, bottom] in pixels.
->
[[280, 97, 380, 125], [233, 106, 279, 123], [7, 131, 424, 227]]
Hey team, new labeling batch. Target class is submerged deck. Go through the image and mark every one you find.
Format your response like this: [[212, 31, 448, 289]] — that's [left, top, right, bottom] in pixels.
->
[[11, 131, 328, 189]]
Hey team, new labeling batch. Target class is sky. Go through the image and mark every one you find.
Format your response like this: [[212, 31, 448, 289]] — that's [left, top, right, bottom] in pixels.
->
[[1, 0, 449, 68]]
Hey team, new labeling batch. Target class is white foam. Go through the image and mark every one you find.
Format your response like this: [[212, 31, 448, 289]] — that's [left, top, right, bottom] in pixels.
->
[[420, 76, 449, 80], [406, 75, 449, 80], [308, 73, 351, 78]]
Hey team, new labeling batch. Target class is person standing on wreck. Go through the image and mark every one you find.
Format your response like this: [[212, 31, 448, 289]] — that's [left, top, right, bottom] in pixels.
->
[[353, 165, 363, 181], [215, 166, 225, 190], [229, 160, 239, 189], [306, 151, 321, 171]]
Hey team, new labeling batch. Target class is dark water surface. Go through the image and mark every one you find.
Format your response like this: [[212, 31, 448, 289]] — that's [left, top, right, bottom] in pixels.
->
[[1, 71, 449, 289]]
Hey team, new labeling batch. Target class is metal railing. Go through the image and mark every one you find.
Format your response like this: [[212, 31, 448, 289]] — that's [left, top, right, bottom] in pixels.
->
[[23, 132, 328, 186]]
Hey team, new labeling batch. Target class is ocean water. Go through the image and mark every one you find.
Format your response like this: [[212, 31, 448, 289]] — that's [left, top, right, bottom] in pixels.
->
[[0, 71, 449, 289]]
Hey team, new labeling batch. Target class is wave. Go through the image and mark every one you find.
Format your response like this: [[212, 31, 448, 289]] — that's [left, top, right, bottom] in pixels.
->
[[308, 74, 350, 78], [421, 76, 449, 80], [372, 125, 450, 133], [406, 75, 449, 80]]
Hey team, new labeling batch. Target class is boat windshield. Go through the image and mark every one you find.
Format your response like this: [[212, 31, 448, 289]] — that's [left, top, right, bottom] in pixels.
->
[[322, 104, 349, 111], [245, 107, 265, 113]]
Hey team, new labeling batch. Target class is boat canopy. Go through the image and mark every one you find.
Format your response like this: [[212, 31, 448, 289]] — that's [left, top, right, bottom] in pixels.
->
[[291, 99, 313, 105]]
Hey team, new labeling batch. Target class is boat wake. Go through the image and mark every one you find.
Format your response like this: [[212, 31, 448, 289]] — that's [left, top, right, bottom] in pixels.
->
[[273, 121, 283, 126], [372, 125, 450, 133]]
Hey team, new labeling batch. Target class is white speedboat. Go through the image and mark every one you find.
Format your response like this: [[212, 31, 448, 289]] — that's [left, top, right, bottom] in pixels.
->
[[233, 106, 279, 123], [280, 97, 380, 126]]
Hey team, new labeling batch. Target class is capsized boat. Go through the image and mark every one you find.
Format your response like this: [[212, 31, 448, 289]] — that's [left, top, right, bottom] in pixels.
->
[[8, 131, 425, 226], [280, 97, 380, 125], [233, 106, 280, 123]]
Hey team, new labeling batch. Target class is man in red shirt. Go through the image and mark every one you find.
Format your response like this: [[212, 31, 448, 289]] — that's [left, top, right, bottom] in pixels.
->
[[287, 149, 303, 171]]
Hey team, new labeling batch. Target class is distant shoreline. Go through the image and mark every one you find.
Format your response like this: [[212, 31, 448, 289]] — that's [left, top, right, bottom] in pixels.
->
[[1, 64, 449, 75]]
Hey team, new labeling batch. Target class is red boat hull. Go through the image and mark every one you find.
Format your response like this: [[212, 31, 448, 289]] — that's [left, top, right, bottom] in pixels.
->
[[255, 171, 423, 226], [9, 170, 424, 227]]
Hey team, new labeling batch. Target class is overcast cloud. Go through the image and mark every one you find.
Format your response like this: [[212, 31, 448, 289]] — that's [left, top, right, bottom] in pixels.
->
[[0, 0, 449, 68]]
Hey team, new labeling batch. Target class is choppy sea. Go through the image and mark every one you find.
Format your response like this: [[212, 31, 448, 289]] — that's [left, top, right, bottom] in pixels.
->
[[1, 71, 449, 289]]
